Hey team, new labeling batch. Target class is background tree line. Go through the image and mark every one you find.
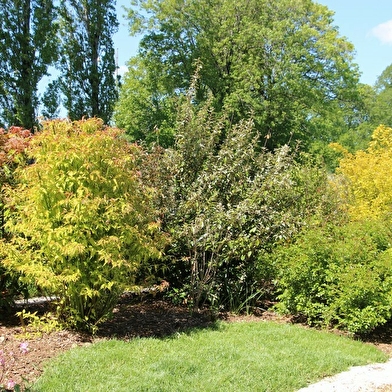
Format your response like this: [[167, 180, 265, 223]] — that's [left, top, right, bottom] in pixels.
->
[[115, 0, 392, 155], [0, 0, 118, 129], [1, 0, 392, 152]]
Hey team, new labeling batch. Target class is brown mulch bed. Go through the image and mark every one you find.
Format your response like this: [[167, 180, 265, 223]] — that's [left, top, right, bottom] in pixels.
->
[[1, 294, 392, 389]]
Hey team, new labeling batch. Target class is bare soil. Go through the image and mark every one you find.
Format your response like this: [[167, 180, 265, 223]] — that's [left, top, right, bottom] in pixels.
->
[[1, 294, 391, 390]]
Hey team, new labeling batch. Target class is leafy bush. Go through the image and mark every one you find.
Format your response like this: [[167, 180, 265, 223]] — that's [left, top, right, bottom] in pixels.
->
[[334, 125, 392, 220], [0, 126, 32, 310], [0, 118, 165, 331], [146, 77, 336, 312], [275, 219, 392, 334]]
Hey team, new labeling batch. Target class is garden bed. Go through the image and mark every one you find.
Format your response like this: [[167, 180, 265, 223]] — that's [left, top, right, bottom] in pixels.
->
[[1, 295, 391, 388]]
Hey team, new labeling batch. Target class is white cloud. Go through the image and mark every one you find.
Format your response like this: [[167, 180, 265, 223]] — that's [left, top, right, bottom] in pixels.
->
[[371, 20, 392, 44]]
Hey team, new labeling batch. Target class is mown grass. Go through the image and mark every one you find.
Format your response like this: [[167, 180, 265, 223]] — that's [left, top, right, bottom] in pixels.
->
[[32, 321, 387, 392]]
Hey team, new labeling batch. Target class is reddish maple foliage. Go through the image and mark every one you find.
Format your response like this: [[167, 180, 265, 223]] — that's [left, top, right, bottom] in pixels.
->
[[0, 126, 32, 168]]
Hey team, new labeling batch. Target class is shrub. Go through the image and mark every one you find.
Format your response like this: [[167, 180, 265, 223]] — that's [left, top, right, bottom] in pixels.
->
[[334, 125, 392, 220], [0, 126, 32, 310], [275, 219, 392, 334], [147, 76, 337, 312], [0, 118, 165, 331]]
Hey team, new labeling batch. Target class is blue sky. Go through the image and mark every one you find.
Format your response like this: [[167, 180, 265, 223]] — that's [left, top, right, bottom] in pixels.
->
[[114, 0, 392, 87], [318, 0, 392, 85]]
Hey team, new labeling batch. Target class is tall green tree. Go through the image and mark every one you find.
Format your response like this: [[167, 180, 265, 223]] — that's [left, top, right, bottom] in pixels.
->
[[116, 0, 361, 148], [58, 0, 119, 123], [337, 64, 392, 154], [0, 0, 58, 129], [114, 55, 177, 147], [333, 83, 375, 152], [369, 64, 392, 129]]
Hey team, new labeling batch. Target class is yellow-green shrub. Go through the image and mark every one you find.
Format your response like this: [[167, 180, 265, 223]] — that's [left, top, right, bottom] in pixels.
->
[[0, 118, 165, 331], [275, 219, 392, 334], [0, 126, 32, 309]]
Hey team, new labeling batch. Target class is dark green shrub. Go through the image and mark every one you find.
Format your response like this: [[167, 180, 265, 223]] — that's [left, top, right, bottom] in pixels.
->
[[0, 266, 26, 311], [146, 76, 337, 312]]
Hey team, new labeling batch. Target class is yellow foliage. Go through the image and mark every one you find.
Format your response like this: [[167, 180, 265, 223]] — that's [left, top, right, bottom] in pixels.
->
[[0, 118, 167, 331], [328, 142, 350, 157], [335, 125, 392, 220], [368, 124, 392, 152]]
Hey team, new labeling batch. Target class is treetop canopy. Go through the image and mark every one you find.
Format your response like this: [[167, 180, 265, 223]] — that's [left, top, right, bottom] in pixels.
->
[[116, 0, 361, 149]]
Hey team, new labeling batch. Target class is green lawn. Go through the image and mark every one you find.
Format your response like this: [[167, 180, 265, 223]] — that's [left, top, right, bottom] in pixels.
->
[[32, 321, 387, 392]]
